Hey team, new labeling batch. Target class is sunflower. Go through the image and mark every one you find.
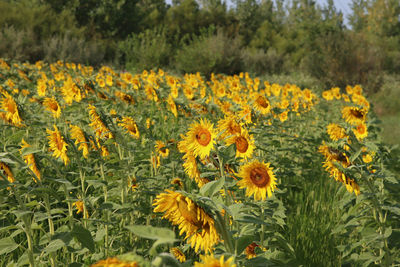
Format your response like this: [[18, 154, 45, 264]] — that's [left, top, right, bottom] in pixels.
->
[[118, 116, 140, 139], [167, 94, 178, 117], [184, 119, 216, 160], [155, 140, 169, 158], [225, 128, 255, 160], [88, 105, 113, 140], [352, 122, 368, 141], [20, 139, 41, 181], [90, 257, 138, 267], [0, 91, 23, 126], [253, 94, 271, 115], [46, 125, 69, 165], [0, 161, 14, 183], [237, 160, 277, 201], [69, 125, 89, 158], [342, 106, 367, 125], [194, 254, 236, 267], [326, 123, 347, 141], [245, 242, 259, 259], [171, 177, 184, 188], [171, 247, 186, 263], [217, 116, 243, 141], [182, 152, 209, 187], [43, 97, 61, 118], [153, 190, 219, 253]]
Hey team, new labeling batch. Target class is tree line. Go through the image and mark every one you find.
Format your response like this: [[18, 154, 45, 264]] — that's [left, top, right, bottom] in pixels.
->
[[1, 0, 399, 92]]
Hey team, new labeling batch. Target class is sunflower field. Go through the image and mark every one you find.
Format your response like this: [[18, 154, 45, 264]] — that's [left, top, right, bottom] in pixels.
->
[[0, 58, 399, 267]]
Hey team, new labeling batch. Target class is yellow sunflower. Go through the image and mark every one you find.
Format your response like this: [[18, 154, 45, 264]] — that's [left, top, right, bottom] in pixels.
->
[[245, 242, 259, 259], [88, 105, 113, 140], [90, 257, 138, 267], [118, 116, 140, 139], [43, 97, 61, 118], [69, 125, 89, 158], [153, 190, 219, 253], [0, 91, 23, 126], [226, 128, 255, 160], [167, 94, 178, 117], [352, 123, 368, 141], [326, 123, 347, 141], [0, 161, 14, 183], [170, 247, 186, 263], [341, 106, 367, 125], [217, 116, 243, 141], [46, 125, 69, 165], [20, 139, 41, 181], [155, 140, 169, 158], [237, 160, 277, 201], [182, 152, 209, 187], [194, 254, 236, 267], [184, 119, 216, 160]]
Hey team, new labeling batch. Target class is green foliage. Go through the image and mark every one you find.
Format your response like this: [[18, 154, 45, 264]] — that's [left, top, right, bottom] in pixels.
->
[[118, 28, 172, 72], [175, 28, 242, 76]]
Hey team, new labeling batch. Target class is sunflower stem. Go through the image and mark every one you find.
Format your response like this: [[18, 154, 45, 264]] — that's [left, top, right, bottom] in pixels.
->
[[100, 163, 109, 257]]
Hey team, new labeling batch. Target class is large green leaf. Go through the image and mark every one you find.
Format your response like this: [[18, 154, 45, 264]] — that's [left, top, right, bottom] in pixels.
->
[[0, 237, 18, 255], [71, 225, 95, 253]]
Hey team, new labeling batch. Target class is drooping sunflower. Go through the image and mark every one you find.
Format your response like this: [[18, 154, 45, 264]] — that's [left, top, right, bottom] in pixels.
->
[[194, 254, 236, 267], [225, 128, 255, 160], [167, 94, 178, 117], [90, 257, 138, 267], [237, 160, 277, 201], [43, 97, 61, 118], [182, 152, 209, 187], [253, 94, 271, 115], [184, 119, 216, 160], [88, 105, 113, 140], [0, 91, 23, 126], [217, 115, 243, 141], [118, 116, 140, 139], [0, 161, 14, 183], [170, 247, 186, 263], [245, 242, 260, 259], [342, 106, 367, 125], [46, 125, 69, 165], [326, 123, 347, 141], [20, 139, 41, 181], [352, 122, 368, 141], [153, 190, 219, 253], [155, 140, 169, 158], [69, 125, 89, 158]]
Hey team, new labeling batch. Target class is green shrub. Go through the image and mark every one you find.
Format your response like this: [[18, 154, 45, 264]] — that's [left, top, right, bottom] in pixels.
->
[[241, 47, 284, 75], [175, 28, 242, 76], [118, 28, 172, 72]]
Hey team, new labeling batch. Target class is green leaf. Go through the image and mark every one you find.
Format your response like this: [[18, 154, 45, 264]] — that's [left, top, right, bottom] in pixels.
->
[[200, 176, 225, 197], [44, 239, 65, 253], [236, 235, 255, 255], [71, 225, 95, 253], [125, 225, 175, 241], [0, 237, 18, 255]]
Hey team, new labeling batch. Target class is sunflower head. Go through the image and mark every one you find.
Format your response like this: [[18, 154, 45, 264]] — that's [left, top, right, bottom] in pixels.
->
[[194, 254, 236, 267], [237, 160, 277, 201], [185, 119, 216, 159]]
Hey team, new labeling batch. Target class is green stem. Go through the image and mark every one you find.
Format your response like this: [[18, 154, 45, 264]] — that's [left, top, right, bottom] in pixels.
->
[[44, 195, 56, 266], [100, 163, 109, 256]]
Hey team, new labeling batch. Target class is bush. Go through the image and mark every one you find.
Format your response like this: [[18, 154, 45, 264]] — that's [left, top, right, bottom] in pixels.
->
[[175, 28, 242, 77], [241, 47, 284, 75], [118, 28, 172, 72], [302, 31, 384, 94]]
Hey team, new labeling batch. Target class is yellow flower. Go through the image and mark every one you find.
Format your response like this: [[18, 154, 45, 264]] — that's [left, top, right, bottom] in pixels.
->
[[226, 128, 255, 160], [90, 257, 138, 267], [194, 254, 236, 267], [171, 177, 184, 188], [118, 116, 140, 139], [342, 106, 367, 125], [245, 242, 259, 259], [183, 119, 216, 160], [43, 97, 61, 118], [171, 247, 186, 263], [326, 123, 347, 141], [217, 116, 243, 141], [352, 123, 368, 141], [20, 139, 41, 182], [153, 190, 219, 253], [69, 125, 89, 158], [46, 125, 69, 165], [253, 94, 271, 115], [88, 105, 113, 140], [237, 160, 277, 201], [72, 200, 84, 214], [279, 111, 288, 122], [0, 91, 23, 126], [0, 161, 14, 183], [167, 94, 178, 117], [155, 140, 169, 158]]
